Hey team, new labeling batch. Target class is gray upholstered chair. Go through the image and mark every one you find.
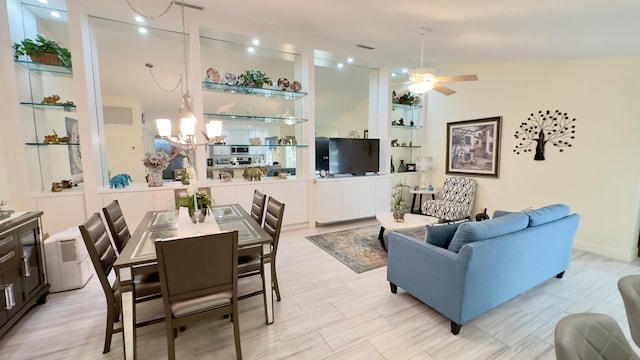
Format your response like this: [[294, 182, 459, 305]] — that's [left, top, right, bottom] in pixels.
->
[[79, 213, 163, 354], [554, 313, 639, 360], [102, 200, 130, 253], [238, 196, 285, 301], [618, 275, 640, 347], [155, 231, 242, 360], [250, 189, 267, 226], [422, 176, 477, 221]]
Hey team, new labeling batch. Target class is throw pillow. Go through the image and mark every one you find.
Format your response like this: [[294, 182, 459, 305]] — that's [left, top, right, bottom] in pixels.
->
[[524, 204, 570, 227], [425, 222, 465, 248], [447, 213, 529, 253], [492, 210, 514, 218]]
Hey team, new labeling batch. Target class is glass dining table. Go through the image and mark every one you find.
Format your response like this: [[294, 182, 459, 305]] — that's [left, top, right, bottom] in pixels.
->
[[113, 203, 274, 360]]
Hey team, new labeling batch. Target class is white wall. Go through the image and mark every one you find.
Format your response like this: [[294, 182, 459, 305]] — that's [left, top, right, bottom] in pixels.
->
[[425, 58, 640, 261]]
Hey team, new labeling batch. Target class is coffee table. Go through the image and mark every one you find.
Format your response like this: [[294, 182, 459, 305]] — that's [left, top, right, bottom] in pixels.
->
[[376, 211, 439, 251]]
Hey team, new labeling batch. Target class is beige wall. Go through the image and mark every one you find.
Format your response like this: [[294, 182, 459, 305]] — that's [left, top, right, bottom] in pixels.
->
[[424, 58, 640, 261]]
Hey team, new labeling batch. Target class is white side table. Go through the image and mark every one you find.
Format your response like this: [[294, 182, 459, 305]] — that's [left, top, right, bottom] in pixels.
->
[[376, 212, 439, 250], [409, 188, 437, 214]]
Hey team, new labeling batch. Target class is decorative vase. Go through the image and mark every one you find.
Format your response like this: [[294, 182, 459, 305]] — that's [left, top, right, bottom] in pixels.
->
[[392, 204, 407, 222], [189, 210, 207, 224], [147, 167, 164, 187], [398, 160, 407, 173]]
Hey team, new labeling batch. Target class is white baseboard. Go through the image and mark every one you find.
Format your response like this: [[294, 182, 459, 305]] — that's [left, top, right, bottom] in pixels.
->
[[573, 240, 636, 262]]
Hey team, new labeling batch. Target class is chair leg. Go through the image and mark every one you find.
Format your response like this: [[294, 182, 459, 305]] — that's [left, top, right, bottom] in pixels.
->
[[272, 260, 281, 301], [103, 304, 116, 354], [451, 321, 462, 335], [232, 307, 243, 360], [167, 323, 176, 360]]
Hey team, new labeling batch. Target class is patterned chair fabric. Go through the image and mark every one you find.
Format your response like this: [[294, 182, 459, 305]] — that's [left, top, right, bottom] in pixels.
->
[[422, 177, 477, 221]]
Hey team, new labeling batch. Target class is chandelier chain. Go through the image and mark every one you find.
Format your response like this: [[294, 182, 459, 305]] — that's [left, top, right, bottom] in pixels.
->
[[146, 67, 182, 93], [123, 0, 174, 20], [180, 1, 190, 97]]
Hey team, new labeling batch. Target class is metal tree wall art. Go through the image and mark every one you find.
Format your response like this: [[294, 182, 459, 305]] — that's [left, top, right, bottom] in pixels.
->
[[513, 110, 577, 160]]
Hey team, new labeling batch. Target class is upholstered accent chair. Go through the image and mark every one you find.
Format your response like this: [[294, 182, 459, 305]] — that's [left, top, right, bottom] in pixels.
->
[[155, 232, 242, 360], [422, 176, 477, 221], [238, 196, 285, 302], [79, 213, 163, 354], [618, 275, 640, 347], [250, 189, 267, 226], [555, 313, 639, 360], [102, 200, 131, 253]]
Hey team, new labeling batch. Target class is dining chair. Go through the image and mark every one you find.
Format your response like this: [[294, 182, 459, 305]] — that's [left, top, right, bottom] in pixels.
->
[[238, 196, 285, 301], [79, 213, 164, 354], [618, 274, 640, 347], [155, 231, 242, 360], [102, 199, 130, 253], [554, 313, 639, 360], [250, 189, 267, 226]]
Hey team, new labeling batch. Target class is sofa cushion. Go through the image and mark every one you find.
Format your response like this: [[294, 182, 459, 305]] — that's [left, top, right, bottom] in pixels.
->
[[425, 222, 465, 248], [524, 204, 570, 227], [492, 210, 514, 218], [447, 213, 530, 253]]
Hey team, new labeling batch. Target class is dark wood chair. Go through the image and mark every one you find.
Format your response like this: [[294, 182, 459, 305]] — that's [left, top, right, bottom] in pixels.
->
[[79, 213, 163, 354], [238, 196, 285, 301], [102, 200, 130, 253], [155, 231, 242, 360], [250, 189, 267, 226]]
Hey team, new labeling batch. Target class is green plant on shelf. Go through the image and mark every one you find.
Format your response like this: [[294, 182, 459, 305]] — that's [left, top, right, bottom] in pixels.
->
[[237, 68, 272, 88], [13, 34, 72, 67]]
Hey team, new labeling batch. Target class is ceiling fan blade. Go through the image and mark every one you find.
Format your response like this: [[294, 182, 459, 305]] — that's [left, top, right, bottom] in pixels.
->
[[435, 74, 478, 83], [433, 83, 456, 96]]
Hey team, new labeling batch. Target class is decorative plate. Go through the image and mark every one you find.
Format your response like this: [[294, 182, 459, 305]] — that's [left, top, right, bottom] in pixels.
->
[[277, 77, 290, 90], [205, 67, 221, 83], [224, 72, 237, 85]]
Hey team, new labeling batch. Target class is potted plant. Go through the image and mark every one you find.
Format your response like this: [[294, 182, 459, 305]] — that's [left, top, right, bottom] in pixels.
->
[[142, 152, 170, 187], [391, 182, 411, 222], [176, 190, 213, 223], [237, 68, 272, 88], [13, 34, 72, 67]]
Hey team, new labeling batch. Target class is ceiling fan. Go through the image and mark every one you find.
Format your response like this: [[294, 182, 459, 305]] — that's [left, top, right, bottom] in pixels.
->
[[403, 28, 478, 95]]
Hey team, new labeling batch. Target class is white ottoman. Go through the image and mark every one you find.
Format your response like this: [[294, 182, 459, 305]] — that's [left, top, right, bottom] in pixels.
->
[[376, 212, 439, 250]]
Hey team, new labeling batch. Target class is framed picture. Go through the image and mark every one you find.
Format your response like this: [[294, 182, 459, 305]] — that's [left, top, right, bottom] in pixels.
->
[[405, 163, 416, 172], [446, 116, 501, 177]]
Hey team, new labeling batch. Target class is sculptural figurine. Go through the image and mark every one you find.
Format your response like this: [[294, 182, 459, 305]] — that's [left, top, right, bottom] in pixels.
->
[[51, 182, 63, 192], [41, 94, 60, 104], [43, 130, 60, 144], [110, 173, 132, 189], [475, 208, 490, 221], [242, 166, 267, 181], [216, 101, 235, 115]]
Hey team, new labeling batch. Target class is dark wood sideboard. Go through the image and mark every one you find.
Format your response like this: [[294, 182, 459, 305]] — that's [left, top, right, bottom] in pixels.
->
[[0, 211, 50, 338]]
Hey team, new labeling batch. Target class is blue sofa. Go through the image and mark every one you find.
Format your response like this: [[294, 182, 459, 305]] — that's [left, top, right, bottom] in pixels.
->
[[387, 204, 580, 334]]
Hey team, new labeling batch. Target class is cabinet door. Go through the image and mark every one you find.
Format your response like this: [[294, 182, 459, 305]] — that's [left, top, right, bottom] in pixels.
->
[[0, 256, 26, 326], [263, 181, 308, 225], [341, 178, 375, 220], [18, 221, 45, 299], [316, 181, 343, 223]]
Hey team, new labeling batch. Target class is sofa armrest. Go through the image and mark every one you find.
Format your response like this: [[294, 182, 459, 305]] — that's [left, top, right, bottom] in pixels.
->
[[387, 231, 469, 323]]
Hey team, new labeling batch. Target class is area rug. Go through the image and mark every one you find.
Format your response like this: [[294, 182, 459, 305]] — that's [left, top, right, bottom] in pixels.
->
[[305, 224, 425, 274]]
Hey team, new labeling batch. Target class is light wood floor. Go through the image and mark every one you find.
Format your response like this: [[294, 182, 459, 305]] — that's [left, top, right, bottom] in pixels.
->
[[2, 218, 640, 359]]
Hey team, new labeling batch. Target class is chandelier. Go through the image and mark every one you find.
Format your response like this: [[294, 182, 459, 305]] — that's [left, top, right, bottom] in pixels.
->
[[125, 0, 222, 149]]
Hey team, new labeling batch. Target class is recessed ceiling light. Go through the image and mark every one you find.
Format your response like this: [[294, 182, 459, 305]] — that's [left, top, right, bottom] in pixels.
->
[[135, 16, 144, 23], [50, 11, 60, 18], [138, 27, 148, 34], [347, 58, 354, 63], [252, 39, 260, 46], [337, 63, 344, 68], [38, 0, 48, 3], [248, 47, 255, 53], [392, 73, 397, 77], [401, 68, 408, 73]]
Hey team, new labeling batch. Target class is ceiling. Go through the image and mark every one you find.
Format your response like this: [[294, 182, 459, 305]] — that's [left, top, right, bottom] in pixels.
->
[[37, 0, 640, 71], [17, 0, 640, 134]]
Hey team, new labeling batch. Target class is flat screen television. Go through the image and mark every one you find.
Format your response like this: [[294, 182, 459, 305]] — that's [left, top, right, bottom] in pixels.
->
[[329, 138, 380, 175]]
